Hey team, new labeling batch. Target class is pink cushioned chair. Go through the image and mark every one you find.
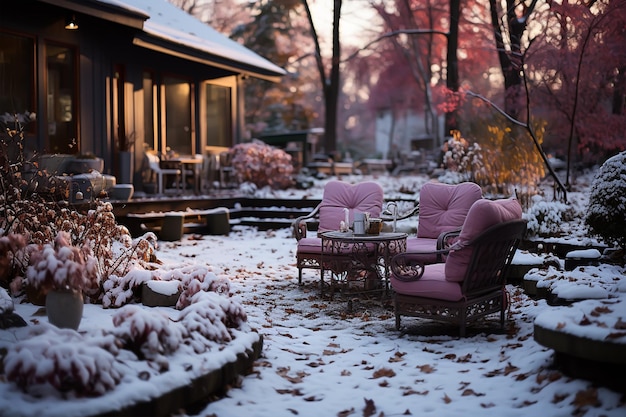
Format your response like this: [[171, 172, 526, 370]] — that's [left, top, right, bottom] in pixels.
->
[[390, 198, 527, 337], [293, 181, 384, 284], [407, 182, 483, 263]]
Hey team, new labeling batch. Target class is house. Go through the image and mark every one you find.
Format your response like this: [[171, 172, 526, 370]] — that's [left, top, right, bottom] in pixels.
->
[[0, 0, 285, 193]]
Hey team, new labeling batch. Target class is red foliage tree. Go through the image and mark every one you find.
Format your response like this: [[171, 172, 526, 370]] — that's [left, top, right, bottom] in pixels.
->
[[528, 0, 626, 183]]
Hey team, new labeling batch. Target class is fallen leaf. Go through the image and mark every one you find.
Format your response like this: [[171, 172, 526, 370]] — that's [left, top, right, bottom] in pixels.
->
[[456, 353, 472, 363], [388, 351, 406, 363], [572, 387, 600, 408], [363, 398, 376, 417], [590, 306, 612, 316], [504, 362, 520, 376], [403, 389, 429, 396], [461, 388, 485, 397], [614, 317, 626, 330], [417, 364, 435, 373], [337, 407, 355, 417], [372, 368, 396, 379], [443, 393, 452, 404], [605, 331, 626, 340]]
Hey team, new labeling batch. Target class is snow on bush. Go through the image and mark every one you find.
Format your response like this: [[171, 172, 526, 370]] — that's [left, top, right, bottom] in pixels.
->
[[179, 291, 247, 353], [101, 268, 153, 308], [523, 195, 576, 238], [112, 304, 185, 366], [586, 150, 626, 250], [25, 231, 99, 296], [171, 265, 231, 309], [3, 324, 123, 397]]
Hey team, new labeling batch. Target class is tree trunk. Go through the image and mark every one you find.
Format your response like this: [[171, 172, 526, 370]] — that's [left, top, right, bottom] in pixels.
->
[[445, 0, 460, 135], [323, 0, 342, 155]]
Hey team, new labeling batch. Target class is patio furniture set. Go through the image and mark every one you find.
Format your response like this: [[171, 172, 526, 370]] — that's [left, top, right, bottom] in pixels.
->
[[142, 147, 238, 197], [292, 180, 527, 337]]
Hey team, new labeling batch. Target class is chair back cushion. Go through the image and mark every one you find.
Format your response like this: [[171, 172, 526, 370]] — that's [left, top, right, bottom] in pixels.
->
[[445, 198, 522, 282], [318, 181, 384, 233], [417, 182, 482, 239]]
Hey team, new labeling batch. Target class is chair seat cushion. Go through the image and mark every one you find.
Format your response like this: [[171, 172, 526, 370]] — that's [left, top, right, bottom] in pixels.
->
[[297, 237, 376, 256], [391, 263, 463, 301], [297, 237, 322, 253]]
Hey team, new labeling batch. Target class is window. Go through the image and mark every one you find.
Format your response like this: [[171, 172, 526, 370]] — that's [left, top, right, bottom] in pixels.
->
[[205, 83, 232, 148], [164, 76, 192, 155], [0, 32, 35, 131], [46, 42, 77, 153]]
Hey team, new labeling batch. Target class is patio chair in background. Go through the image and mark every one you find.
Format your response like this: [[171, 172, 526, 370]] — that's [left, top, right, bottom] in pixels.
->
[[390, 198, 526, 337], [144, 152, 181, 195], [407, 181, 483, 263], [292, 180, 384, 284], [219, 151, 236, 188]]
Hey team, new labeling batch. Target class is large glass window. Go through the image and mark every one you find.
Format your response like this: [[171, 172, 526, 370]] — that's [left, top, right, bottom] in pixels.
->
[[164, 76, 192, 155], [0, 32, 35, 130], [46, 43, 77, 153], [205, 83, 232, 147]]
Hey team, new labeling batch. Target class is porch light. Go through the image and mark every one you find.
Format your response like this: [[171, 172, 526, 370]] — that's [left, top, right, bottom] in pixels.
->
[[65, 14, 78, 30]]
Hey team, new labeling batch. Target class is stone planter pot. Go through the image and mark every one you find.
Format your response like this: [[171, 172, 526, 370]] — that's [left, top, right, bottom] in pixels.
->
[[142, 281, 181, 307], [110, 184, 134, 201], [65, 157, 104, 174], [46, 289, 84, 330]]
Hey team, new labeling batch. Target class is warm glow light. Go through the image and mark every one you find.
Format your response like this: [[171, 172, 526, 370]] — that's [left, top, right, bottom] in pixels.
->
[[65, 15, 78, 30]]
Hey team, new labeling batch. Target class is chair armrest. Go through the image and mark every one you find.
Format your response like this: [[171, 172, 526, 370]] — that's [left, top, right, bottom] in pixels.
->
[[291, 203, 322, 241], [390, 248, 450, 281], [434, 228, 462, 262], [380, 203, 420, 222]]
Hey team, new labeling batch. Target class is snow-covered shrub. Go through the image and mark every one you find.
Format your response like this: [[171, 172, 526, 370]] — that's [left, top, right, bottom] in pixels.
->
[[523, 196, 576, 238], [173, 265, 231, 309], [101, 268, 154, 308], [0, 233, 26, 289], [586, 151, 626, 250], [440, 130, 483, 184], [229, 140, 294, 189], [3, 324, 123, 397], [112, 305, 185, 364], [24, 231, 99, 296], [179, 291, 247, 352]]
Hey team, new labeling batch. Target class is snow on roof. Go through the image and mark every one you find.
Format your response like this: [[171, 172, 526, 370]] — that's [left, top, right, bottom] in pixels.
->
[[97, 0, 286, 79]]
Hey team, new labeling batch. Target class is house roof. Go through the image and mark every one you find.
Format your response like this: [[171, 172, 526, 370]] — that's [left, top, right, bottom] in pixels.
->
[[42, 0, 286, 82]]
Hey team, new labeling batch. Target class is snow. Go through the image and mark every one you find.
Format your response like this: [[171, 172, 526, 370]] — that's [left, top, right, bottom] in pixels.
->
[[1, 173, 625, 416], [96, 0, 286, 76], [145, 280, 180, 296], [567, 249, 602, 259]]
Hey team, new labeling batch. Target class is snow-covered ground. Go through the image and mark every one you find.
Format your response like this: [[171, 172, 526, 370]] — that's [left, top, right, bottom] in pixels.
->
[[1, 173, 625, 417]]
